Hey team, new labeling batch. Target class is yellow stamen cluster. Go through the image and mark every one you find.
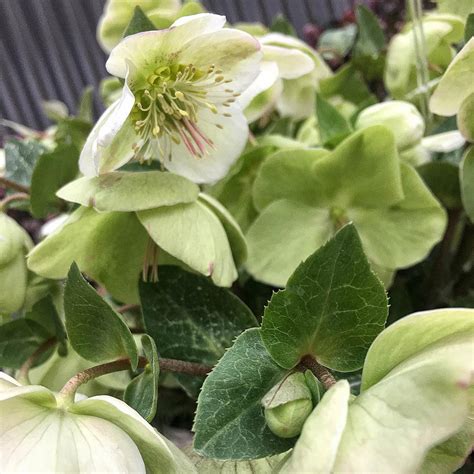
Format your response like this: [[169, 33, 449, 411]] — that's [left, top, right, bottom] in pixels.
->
[[130, 63, 240, 162]]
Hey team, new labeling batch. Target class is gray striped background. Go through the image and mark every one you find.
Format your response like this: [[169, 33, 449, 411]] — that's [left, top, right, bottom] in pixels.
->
[[1, 0, 354, 131]]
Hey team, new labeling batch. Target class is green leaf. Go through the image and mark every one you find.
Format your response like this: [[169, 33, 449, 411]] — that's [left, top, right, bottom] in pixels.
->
[[30, 144, 79, 218], [26, 295, 67, 355], [278, 381, 350, 473], [261, 224, 387, 371], [417, 161, 461, 209], [187, 449, 287, 473], [465, 13, 474, 42], [461, 146, 474, 221], [140, 266, 257, 397], [77, 86, 94, 123], [208, 146, 274, 232], [318, 25, 358, 60], [194, 328, 294, 460], [270, 14, 296, 36], [361, 308, 474, 390], [137, 197, 238, 287], [28, 207, 148, 304], [4, 139, 44, 191], [57, 171, 199, 212], [0, 319, 52, 368], [54, 117, 92, 150], [353, 5, 385, 80], [123, 6, 156, 38], [315, 94, 352, 148], [124, 335, 159, 421], [64, 262, 138, 369]]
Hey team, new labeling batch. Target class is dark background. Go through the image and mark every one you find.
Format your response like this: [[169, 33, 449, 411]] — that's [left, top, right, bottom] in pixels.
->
[[1, 0, 360, 130]]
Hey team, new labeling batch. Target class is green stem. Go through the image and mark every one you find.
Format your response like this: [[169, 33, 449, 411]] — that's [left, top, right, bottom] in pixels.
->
[[0, 192, 30, 210], [0, 176, 30, 194], [17, 338, 57, 384], [58, 356, 212, 405]]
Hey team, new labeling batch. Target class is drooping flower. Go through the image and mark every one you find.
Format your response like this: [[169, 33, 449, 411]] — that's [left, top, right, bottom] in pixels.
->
[[0, 213, 33, 314], [0, 372, 194, 473], [80, 14, 262, 184], [239, 32, 331, 122]]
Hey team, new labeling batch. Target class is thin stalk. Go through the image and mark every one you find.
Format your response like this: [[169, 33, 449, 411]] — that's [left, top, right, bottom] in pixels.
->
[[0, 176, 30, 194], [301, 355, 337, 390], [0, 192, 30, 210], [17, 338, 57, 384], [58, 356, 212, 405]]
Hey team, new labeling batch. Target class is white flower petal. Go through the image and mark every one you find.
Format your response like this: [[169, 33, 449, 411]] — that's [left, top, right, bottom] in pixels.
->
[[263, 44, 315, 79], [238, 61, 280, 109], [79, 78, 135, 176], [106, 13, 226, 78], [71, 395, 195, 473], [1, 396, 145, 473], [422, 130, 465, 153], [164, 106, 249, 184], [244, 79, 283, 123], [0, 371, 20, 390], [277, 75, 316, 119], [178, 28, 262, 94]]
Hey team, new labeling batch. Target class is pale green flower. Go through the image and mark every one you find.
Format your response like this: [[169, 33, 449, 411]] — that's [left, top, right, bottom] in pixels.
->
[[245, 126, 447, 287], [385, 13, 464, 99], [98, 0, 205, 52], [81, 14, 262, 184], [430, 37, 474, 141], [355, 101, 425, 152], [0, 214, 33, 314], [0, 372, 194, 473], [239, 33, 331, 122]]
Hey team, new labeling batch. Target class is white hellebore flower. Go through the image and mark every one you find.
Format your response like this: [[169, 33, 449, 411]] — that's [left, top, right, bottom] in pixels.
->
[[0, 372, 194, 473], [239, 32, 331, 122], [80, 14, 262, 184]]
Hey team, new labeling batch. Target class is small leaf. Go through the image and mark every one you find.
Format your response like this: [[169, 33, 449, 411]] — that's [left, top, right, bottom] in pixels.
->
[[123, 6, 156, 38], [0, 319, 52, 368], [77, 86, 94, 123], [26, 295, 67, 355], [261, 224, 388, 371], [465, 13, 474, 42], [417, 161, 461, 209], [461, 146, 474, 221], [30, 144, 79, 218], [57, 171, 199, 212], [353, 5, 385, 80], [194, 328, 293, 460], [64, 262, 138, 369], [54, 117, 92, 150], [4, 139, 44, 191], [124, 335, 159, 421], [270, 14, 296, 36], [315, 94, 352, 148], [140, 266, 257, 397]]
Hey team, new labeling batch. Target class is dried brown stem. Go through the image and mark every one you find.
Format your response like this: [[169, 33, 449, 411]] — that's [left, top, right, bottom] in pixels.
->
[[0, 176, 30, 194], [301, 355, 337, 390], [17, 338, 57, 383]]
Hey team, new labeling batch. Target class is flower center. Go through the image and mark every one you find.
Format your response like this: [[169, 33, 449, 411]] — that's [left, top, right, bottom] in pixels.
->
[[130, 63, 239, 162]]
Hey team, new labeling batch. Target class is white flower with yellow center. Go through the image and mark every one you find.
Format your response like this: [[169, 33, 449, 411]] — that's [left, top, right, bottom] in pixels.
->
[[239, 32, 332, 122], [0, 372, 194, 473], [80, 14, 262, 184]]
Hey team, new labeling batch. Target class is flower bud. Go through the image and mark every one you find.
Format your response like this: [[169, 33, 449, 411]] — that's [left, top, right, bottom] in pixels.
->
[[355, 101, 425, 151], [0, 372, 193, 473], [262, 372, 313, 438], [0, 213, 33, 314]]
